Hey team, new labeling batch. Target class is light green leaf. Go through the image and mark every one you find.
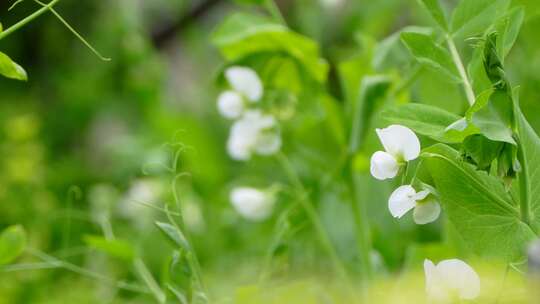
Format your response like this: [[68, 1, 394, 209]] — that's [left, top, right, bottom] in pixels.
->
[[418, 0, 448, 30], [155, 221, 191, 251], [450, 0, 510, 38], [211, 13, 328, 82], [401, 31, 460, 81], [495, 6, 525, 61], [0, 51, 27, 81], [0, 225, 27, 265], [349, 75, 392, 151], [423, 144, 535, 260], [381, 103, 465, 143], [83, 235, 135, 261]]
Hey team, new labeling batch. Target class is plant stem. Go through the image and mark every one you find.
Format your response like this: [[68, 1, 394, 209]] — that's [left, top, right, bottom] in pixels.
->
[[0, 0, 60, 41], [517, 139, 531, 225], [446, 35, 475, 105], [264, 0, 286, 25], [275, 153, 350, 283]]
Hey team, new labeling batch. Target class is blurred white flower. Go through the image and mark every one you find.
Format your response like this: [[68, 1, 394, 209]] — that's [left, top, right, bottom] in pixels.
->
[[388, 185, 440, 224], [424, 259, 480, 302], [230, 187, 275, 221], [225, 66, 263, 102], [227, 110, 281, 161], [370, 125, 420, 180], [117, 179, 162, 222], [216, 66, 263, 119]]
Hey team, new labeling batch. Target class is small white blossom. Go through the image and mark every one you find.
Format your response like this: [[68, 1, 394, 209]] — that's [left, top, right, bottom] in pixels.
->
[[370, 125, 420, 180], [217, 91, 244, 119], [225, 66, 263, 102], [227, 110, 281, 161], [424, 259, 480, 302], [388, 185, 440, 224], [230, 187, 275, 221]]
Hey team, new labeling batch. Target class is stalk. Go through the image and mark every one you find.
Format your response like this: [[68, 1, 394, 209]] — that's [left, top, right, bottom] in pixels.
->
[[446, 35, 475, 105], [517, 139, 531, 225], [0, 0, 60, 41]]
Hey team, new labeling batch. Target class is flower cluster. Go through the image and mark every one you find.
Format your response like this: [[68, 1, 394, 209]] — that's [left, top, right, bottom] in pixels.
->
[[217, 66, 281, 161], [370, 124, 441, 225], [371, 125, 481, 301]]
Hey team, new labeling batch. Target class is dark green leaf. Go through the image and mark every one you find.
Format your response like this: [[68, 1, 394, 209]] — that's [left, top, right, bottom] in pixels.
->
[[0, 225, 26, 265]]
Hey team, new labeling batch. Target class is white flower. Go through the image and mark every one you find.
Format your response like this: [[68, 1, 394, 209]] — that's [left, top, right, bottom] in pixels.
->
[[217, 91, 244, 119], [227, 110, 281, 161], [370, 125, 420, 180], [230, 187, 274, 221], [388, 185, 440, 224], [424, 259, 480, 302], [225, 66, 263, 102]]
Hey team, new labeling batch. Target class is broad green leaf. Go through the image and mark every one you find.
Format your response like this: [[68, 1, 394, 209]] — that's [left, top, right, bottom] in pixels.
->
[[515, 107, 540, 231], [401, 31, 460, 81], [211, 13, 328, 82], [462, 134, 504, 170], [349, 75, 392, 151], [155, 221, 191, 251], [0, 225, 26, 265], [381, 103, 464, 143], [423, 144, 535, 260], [83, 235, 134, 261], [417, 0, 448, 30], [0, 51, 27, 81], [495, 6, 525, 61], [450, 0, 510, 38]]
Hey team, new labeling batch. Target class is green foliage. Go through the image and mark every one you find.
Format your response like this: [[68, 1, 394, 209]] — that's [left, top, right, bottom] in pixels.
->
[[450, 0, 510, 37], [83, 235, 135, 261], [422, 144, 535, 260], [0, 51, 27, 81], [417, 0, 448, 30], [400, 31, 460, 81], [211, 12, 328, 82], [155, 221, 191, 251], [0, 225, 26, 265]]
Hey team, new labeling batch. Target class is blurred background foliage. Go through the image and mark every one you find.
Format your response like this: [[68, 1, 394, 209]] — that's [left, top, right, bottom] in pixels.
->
[[1, 0, 540, 302]]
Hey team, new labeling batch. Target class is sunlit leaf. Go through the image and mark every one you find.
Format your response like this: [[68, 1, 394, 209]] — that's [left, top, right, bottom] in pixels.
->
[[83, 235, 135, 261], [450, 0, 510, 38], [0, 51, 27, 81], [0, 225, 27, 265], [417, 0, 448, 30]]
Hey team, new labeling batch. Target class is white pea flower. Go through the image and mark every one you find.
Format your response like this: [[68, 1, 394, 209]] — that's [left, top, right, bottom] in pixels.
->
[[388, 185, 440, 224], [370, 125, 420, 180], [227, 110, 281, 161], [230, 187, 275, 221], [424, 259, 480, 302], [216, 66, 264, 119]]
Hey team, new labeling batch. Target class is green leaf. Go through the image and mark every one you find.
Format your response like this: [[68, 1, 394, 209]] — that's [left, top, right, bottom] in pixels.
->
[[418, 0, 448, 30], [515, 107, 540, 230], [349, 75, 392, 151], [401, 31, 460, 81], [0, 51, 27, 81], [211, 13, 328, 82], [0, 225, 27, 265], [422, 144, 535, 260], [450, 0, 510, 38], [155, 221, 191, 251], [83, 235, 134, 261], [462, 134, 504, 170], [495, 6, 525, 61], [381, 103, 464, 143]]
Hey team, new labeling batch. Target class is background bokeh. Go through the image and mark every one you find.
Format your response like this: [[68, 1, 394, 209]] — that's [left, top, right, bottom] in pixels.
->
[[1, 0, 540, 302]]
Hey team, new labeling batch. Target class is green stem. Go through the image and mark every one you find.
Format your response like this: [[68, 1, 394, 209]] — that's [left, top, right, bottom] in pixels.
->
[[446, 35, 475, 105], [263, 0, 286, 25], [275, 153, 350, 282], [517, 139, 531, 225], [0, 0, 61, 41]]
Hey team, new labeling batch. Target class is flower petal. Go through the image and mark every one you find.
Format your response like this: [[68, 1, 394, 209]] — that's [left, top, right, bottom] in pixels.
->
[[424, 259, 450, 302], [225, 66, 263, 102], [413, 198, 441, 224], [255, 131, 281, 155], [230, 187, 274, 221], [437, 259, 480, 300], [388, 185, 417, 218], [217, 91, 244, 119], [370, 151, 399, 180], [375, 125, 420, 161]]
